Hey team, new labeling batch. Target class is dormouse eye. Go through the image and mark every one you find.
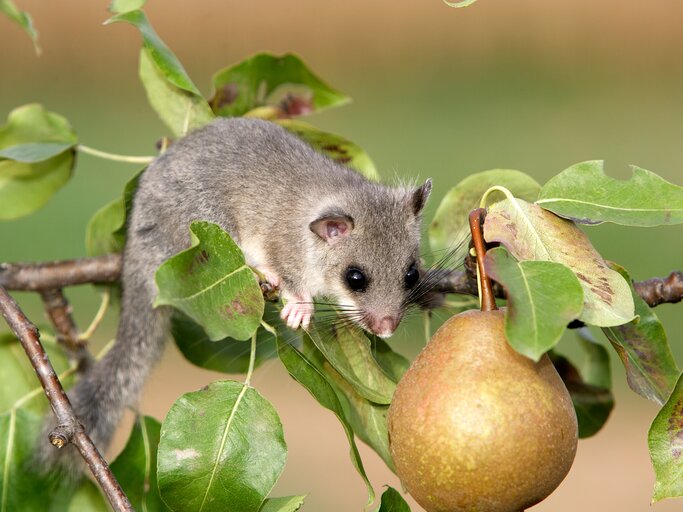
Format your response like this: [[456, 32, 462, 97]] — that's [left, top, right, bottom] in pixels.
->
[[345, 267, 367, 292], [405, 263, 419, 290]]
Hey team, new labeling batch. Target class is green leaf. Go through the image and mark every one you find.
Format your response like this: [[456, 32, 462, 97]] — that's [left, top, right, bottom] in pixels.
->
[[0, 332, 71, 415], [276, 119, 379, 181], [536, 160, 683, 227], [306, 320, 396, 404], [324, 364, 394, 471], [484, 247, 584, 361], [172, 305, 280, 374], [0, 0, 39, 54], [155, 221, 264, 341], [370, 336, 410, 383], [157, 380, 287, 512], [0, 104, 77, 220], [0, 409, 62, 512], [67, 481, 108, 512], [649, 371, 683, 502], [85, 170, 142, 256], [276, 336, 375, 506], [110, 415, 169, 511], [138, 49, 215, 137], [374, 486, 411, 512], [211, 53, 349, 118], [0, 142, 73, 162], [106, 11, 214, 136], [109, 0, 146, 14], [429, 169, 540, 254], [576, 328, 612, 389], [550, 350, 613, 439], [484, 198, 635, 327], [258, 495, 306, 512], [602, 264, 679, 405]]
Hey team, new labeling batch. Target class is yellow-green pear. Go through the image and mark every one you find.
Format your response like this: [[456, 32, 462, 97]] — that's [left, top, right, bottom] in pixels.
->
[[388, 308, 578, 512]]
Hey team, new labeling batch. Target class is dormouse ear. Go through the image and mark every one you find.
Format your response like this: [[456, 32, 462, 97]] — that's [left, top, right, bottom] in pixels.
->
[[309, 214, 354, 245], [411, 178, 432, 215]]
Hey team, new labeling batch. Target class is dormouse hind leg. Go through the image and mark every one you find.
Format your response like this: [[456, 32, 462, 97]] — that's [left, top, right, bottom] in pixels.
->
[[280, 290, 314, 330]]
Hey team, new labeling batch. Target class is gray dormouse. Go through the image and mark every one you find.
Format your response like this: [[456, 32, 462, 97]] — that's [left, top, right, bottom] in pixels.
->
[[40, 117, 432, 474]]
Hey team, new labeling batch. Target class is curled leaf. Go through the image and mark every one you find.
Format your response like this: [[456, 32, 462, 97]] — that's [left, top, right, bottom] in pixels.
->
[[154, 221, 264, 341], [537, 160, 683, 227], [602, 264, 679, 405], [276, 119, 378, 180], [277, 336, 375, 506], [0, 0, 39, 54], [429, 169, 540, 254], [306, 320, 395, 404], [211, 53, 349, 118], [484, 198, 635, 327], [0, 104, 77, 220], [106, 10, 214, 136]]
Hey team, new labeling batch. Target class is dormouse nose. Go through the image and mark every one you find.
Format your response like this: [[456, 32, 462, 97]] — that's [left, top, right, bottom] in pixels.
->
[[369, 315, 399, 338]]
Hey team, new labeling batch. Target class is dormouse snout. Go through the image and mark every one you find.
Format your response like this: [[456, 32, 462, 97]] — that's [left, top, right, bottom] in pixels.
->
[[367, 314, 400, 338]]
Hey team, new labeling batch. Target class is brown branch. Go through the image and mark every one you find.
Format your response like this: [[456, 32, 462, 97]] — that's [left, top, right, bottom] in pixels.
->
[[633, 271, 683, 308], [0, 254, 121, 291], [1, 253, 681, 310], [0, 285, 133, 512], [39, 288, 93, 370]]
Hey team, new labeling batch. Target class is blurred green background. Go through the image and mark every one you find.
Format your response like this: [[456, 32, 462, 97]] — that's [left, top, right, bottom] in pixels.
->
[[1, 1, 682, 510]]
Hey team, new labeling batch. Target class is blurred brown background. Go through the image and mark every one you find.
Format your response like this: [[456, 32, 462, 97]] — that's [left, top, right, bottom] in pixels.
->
[[2, 1, 683, 510]]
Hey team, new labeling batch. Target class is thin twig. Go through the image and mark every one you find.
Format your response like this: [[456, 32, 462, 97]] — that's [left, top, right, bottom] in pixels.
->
[[38, 288, 93, 370], [0, 285, 133, 512]]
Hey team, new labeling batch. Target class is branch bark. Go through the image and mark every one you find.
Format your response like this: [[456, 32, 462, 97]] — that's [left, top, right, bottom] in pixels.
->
[[0, 285, 132, 512], [0, 254, 121, 291], [1, 253, 682, 309], [39, 288, 93, 370]]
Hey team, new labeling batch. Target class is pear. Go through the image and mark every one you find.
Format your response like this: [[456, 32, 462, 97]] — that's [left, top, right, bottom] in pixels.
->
[[388, 308, 578, 512]]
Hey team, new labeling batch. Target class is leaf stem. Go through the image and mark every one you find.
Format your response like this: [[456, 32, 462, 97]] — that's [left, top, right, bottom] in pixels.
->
[[77, 144, 155, 164], [244, 330, 258, 386], [12, 366, 78, 409], [80, 289, 111, 341], [423, 310, 431, 344], [260, 320, 277, 337], [11, 338, 114, 410], [479, 185, 516, 209]]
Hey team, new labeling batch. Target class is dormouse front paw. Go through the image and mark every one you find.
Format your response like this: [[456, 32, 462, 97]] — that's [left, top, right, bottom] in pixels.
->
[[280, 292, 314, 330], [257, 270, 282, 302]]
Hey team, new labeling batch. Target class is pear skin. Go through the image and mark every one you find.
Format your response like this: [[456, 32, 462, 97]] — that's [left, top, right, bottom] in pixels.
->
[[388, 309, 578, 512]]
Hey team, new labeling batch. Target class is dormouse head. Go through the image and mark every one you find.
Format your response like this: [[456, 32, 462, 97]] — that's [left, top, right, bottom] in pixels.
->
[[308, 179, 432, 338]]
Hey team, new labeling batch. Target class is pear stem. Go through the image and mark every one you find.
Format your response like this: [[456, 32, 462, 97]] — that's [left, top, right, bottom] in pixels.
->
[[468, 208, 497, 312]]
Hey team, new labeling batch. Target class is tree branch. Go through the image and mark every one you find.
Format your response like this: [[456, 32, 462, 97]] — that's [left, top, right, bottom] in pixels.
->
[[1, 253, 681, 309], [38, 288, 93, 370], [0, 255, 121, 291], [633, 271, 683, 307], [0, 285, 133, 512]]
